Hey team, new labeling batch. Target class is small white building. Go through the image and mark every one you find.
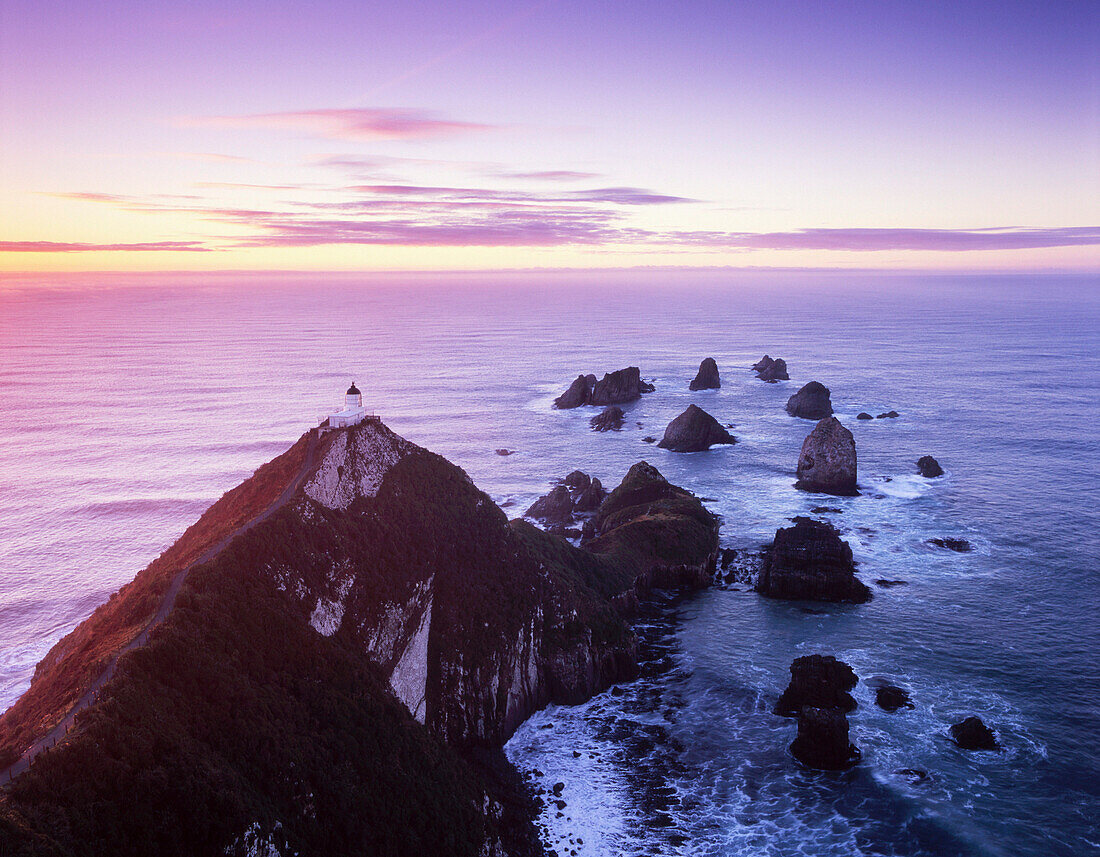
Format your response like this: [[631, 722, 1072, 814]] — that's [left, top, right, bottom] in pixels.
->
[[328, 382, 371, 428]]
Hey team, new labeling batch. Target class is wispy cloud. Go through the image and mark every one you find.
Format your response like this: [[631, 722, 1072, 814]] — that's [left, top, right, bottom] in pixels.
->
[[0, 241, 210, 252], [186, 108, 494, 141], [348, 184, 693, 205], [675, 227, 1100, 251], [496, 170, 601, 181]]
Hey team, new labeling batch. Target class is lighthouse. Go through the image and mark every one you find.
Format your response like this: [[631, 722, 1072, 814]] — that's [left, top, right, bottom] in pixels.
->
[[328, 381, 371, 428]]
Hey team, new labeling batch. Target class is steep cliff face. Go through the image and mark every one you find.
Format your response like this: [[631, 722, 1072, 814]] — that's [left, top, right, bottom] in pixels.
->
[[0, 420, 718, 856]]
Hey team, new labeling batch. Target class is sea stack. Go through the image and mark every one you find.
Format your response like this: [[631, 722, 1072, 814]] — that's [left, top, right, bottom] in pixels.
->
[[776, 655, 861, 770], [757, 517, 870, 603], [786, 381, 833, 419], [791, 707, 862, 770], [796, 417, 858, 495], [689, 357, 721, 390], [657, 404, 736, 452], [917, 455, 944, 478], [590, 406, 625, 431]]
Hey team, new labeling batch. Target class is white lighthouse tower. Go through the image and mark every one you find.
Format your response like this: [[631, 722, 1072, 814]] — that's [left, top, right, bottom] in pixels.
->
[[328, 381, 371, 428]]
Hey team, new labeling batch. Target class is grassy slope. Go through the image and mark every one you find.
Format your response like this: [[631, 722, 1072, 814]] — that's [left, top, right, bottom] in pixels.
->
[[0, 434, 312, 767]]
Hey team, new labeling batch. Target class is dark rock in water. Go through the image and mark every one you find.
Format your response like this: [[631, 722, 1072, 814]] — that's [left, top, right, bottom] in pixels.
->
[[657, 404, 736, 452], [689, 357, 721, 390], [951, 716, 1001, 750], [572, 478, 606, 513], [642, 436, 656, 443], [590, 406, 625, 432], [928, 537, 972, 552], [786, 381, 833, 419], [875, 685, 914, 712], [796, 417, 858, 496], [562, 470, 591, 490], [811, 506, 842, 514], [758, 517, 870, 603], [775, 654, 859, 716], [917, 455, 944, 478], [495, 448, 515, 456], [856, 412, 873, 420], [896, 768, 931, 784], [554, 374, 596, 409], [525, 485, 575, 525], [874, 579, 908, 588], [590, 367, 655, 406], [754, 355, 789, 382], [791, 707, 861, 770], [877, 410, 900, 419]]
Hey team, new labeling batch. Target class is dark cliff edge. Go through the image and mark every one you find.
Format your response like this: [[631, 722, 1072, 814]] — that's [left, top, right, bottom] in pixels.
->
[[0, 421, 718, 856]]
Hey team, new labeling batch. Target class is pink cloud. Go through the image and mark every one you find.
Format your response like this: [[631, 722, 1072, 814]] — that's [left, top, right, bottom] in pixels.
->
[[676, 227, 1100, 251], [187, 108, 493, 141]]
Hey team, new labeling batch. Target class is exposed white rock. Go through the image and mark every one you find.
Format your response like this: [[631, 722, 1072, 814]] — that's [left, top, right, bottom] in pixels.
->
[[309, 576, 353, 637], [304, 423, 414, 510], [389, 591, 433, 722]]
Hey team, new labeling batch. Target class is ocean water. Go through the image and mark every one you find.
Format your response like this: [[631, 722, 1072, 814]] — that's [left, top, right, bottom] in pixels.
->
[[0, 270, 1097, 855]]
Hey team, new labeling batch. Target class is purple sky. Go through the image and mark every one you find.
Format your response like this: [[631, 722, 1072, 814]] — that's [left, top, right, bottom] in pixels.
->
[[1, 0, 1096, 272]]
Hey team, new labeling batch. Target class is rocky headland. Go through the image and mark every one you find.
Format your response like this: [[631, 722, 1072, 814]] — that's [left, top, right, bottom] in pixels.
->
[[0, 420, 717, 856]]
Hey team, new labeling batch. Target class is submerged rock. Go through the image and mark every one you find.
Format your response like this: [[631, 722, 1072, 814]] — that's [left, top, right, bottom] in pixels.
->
[[657, 404, 736, 452], [753, 355, 789, 382], [642, 436, 657, 443], [758, 517, 870, 603], [856, 412, 873, 420], [875, 685, 914, 712], [928, 537, 972, 553], [951, 716, 1001, 750], [590, 406, 625, 432], [796, 417, 858, 496], [775, 654, 859, 716], [791, 707, 861, 770], [689, 357, 721, 390], [786, 381, 833, 419], [877, 410, 900, 419], [917, 455, 944, 478]]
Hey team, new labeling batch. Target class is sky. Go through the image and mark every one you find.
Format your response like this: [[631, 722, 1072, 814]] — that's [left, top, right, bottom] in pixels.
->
[[0, 0, 1097, 273]]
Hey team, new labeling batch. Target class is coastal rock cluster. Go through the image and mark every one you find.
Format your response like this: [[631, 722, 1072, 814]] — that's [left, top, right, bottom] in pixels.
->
[[554, 367, 654, 409], [752, 354, 789, 381], [525, 470, 607, 533], [776, 655, 861, 770]]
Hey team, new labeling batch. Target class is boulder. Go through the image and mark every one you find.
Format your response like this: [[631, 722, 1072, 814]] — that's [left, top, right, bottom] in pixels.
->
[[796, 417, 858, 496], [875, 685, 914, 712], [877, 410, 899, 419], [657, 404, 736, 452], [642, 436, 656, 443], [917, 456, 944, 478], [758, 517, 870, 603], [754, 355, 789, 382], [775, 655, 859, 716], [590, 406, 625, 432], [590, 367, 655, 406], [554, 374, 596, 409], [790, 707, 861, 770], [689, 357, 721, 390], [951, 716, 1000, 750], [786, 381, 833, 419], [856, 412, 873, 420], [524, 485, 575, 525]]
